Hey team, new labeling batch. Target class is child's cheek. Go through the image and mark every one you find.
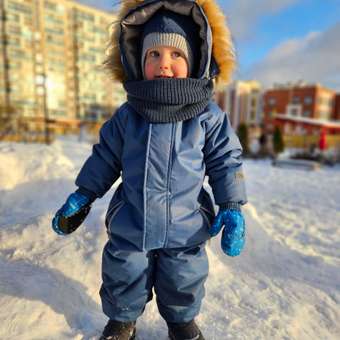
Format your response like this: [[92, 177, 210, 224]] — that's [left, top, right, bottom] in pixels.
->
[[144, 62, 156, 80], [173, 61, 188, 78]]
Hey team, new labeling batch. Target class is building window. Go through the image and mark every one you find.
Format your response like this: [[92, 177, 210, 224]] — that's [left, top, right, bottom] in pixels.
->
[[319, 111, 329, 119], [327, 98, 333, 107], [7, 1, 32, 14], [317, 97, 332, 106], [268, 98, 276, 105], [6, 13, 20, 21], [76, 11, 95, 22], [51, 109, 66, 116], [44, 1, 57, 11], [8, 25, 21, 35], [8, 49, 27, 59], [292, 96, 300, 104], [46, 35, 64, 46], [6, 37, 21, 46], [45, 14, 64, 25], [303, 110, 310, 117], [304, 96, 313, 105], [45, 27, 64, 35], [286, 104, 302, 117]]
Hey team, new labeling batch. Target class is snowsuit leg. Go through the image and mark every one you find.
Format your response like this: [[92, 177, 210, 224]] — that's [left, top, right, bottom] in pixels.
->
[[100, 241, 208, 323], [100, 241, 155, 322], [154, 242, 209, 323]]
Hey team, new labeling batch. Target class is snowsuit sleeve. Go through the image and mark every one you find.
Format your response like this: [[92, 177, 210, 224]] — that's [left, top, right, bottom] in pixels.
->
[[75, 105, 126, 198], [203, 107, 247, 206]]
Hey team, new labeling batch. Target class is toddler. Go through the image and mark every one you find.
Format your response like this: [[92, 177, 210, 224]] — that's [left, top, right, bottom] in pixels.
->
[[52, 1, 247, 339]]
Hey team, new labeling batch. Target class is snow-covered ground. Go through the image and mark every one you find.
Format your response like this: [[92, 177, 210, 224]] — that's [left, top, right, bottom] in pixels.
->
[[0, 137, 339, 340]]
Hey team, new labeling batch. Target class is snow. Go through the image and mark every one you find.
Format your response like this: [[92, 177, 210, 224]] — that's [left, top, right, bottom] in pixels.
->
[[0, 137, 339, 340]]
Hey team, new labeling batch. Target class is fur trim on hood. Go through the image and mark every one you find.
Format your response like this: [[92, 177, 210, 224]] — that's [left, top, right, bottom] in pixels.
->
[[103, 0, 235, 88]]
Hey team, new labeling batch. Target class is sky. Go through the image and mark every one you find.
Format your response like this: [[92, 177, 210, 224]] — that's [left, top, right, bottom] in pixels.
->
[[76, 0, 340, 90]]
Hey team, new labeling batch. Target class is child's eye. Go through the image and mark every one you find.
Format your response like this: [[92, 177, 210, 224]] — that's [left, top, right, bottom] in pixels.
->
[[148, 50, 159, 58], [172, 51, 181, 58]]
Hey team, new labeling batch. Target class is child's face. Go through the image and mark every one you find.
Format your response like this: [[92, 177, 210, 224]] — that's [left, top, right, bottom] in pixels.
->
[[144, 46, 188, 80]]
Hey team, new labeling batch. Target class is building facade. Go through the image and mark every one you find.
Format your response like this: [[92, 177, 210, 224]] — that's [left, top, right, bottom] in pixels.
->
[[263, 82, 337, 135], [333, 93, 340, 120], [0, 0, 125, 137], [217, 80, 262, 130]]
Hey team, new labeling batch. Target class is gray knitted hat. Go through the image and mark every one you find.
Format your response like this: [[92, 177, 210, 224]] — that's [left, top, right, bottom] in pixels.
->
[[141, 10, 199, 77]]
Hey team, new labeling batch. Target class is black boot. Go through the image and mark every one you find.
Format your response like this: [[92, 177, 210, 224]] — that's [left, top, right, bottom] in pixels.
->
[[99, 319, 136, 340], [167, 320, 205, 340]]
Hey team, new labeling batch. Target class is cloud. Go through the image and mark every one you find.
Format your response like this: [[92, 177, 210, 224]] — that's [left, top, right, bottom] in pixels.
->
[[222, 0, 300, 41], [247, 22, 340, 90]]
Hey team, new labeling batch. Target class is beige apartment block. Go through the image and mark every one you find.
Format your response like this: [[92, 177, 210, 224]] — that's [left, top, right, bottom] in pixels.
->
[[217, 80, 262, 130], [0, 0, 125, 138]]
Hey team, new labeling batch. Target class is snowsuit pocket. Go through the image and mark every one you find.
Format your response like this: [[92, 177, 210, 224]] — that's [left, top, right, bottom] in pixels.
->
[[197, 187, 216, 229], [105, 199, 126, 232], [199, 206, 214, 228]]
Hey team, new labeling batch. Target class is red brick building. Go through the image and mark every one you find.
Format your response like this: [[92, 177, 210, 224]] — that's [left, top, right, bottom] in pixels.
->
[[263, 83, 339, 136], [333, 94, 340, 120]]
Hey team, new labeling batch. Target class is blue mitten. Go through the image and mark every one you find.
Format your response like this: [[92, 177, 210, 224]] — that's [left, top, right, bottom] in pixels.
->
[[52, 191, 92, 235], [209, 208, 245, 256]]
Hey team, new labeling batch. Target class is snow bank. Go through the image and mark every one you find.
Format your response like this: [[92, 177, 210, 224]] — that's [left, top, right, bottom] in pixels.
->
[[0, 138, 339, 339]]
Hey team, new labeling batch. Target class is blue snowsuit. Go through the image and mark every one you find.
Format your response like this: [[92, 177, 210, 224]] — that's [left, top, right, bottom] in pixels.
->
[[75, 0, 247, 323]]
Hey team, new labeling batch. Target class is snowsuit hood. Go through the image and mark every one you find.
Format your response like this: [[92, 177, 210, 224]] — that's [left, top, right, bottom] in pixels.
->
[[103, 0, 235, 87]]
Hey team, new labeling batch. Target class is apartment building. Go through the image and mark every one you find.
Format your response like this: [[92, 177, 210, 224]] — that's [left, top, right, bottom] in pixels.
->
[[333, 93, 340, 120], [263, 82, 339, 135], [216, 80, 262, 130], [0, 0, 125, 135]]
